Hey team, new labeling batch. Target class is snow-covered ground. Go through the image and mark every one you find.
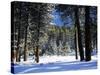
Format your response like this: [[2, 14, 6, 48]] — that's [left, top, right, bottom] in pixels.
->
[[12, 55, 97, 74]]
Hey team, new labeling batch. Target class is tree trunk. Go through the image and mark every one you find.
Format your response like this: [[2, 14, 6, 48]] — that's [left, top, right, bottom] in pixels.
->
[[74, 7, 84, 61], [74, 27, 78, 59], [85, 6, 92, 61], [35, 27, 39, 63], [11, 2, 15, 63], [35, 45, 39, 63], [24, 26, 28, 61], [16, 3, 22, 62], [35, 8, 40, 63], [16, 25, 21, 62]]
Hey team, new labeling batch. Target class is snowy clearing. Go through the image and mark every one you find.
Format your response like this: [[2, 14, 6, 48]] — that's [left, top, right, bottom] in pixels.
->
[[11, 55, 97, 74]]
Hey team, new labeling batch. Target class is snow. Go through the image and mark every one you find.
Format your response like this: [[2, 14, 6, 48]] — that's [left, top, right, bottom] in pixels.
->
[[12, 55, 97, 74]]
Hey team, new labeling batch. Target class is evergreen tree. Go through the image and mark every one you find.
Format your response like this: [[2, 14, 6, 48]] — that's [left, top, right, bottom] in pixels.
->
[[74, 7, 84, 61], [85, 6, 92, 61]]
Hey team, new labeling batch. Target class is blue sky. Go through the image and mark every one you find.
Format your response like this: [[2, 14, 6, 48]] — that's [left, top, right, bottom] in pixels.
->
[[52, 10, 63, 26], [52, 10, 73, 27]]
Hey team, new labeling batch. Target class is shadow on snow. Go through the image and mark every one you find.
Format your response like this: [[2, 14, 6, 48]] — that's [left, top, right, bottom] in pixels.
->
[[11, 60, 97, 74]]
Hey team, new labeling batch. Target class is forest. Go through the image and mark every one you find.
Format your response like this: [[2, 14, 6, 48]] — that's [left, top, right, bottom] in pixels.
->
[[11, 1, 97, 64]]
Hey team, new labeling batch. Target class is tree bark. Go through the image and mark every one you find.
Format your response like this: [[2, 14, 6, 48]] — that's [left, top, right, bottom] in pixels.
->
[[74, 27, 78, 59], [11, 2, 15, 63], [16, 24, 21, 62], [16, 3, 22, 62], [35, 25, 40, 63], [35, 45, 39, 63], [23, 4, 29, 61], [85, 6, 92, 61], [35, 7, 40, 63], [24, 26, 28, 61], [74, 7, 84, 61]]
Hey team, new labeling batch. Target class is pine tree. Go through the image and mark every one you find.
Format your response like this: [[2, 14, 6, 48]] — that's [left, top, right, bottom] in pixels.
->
[[85, 6, 92, 61], [74, 27, 78, 59], [28, 3, 55, 63], [74, 7, 84, 61]]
